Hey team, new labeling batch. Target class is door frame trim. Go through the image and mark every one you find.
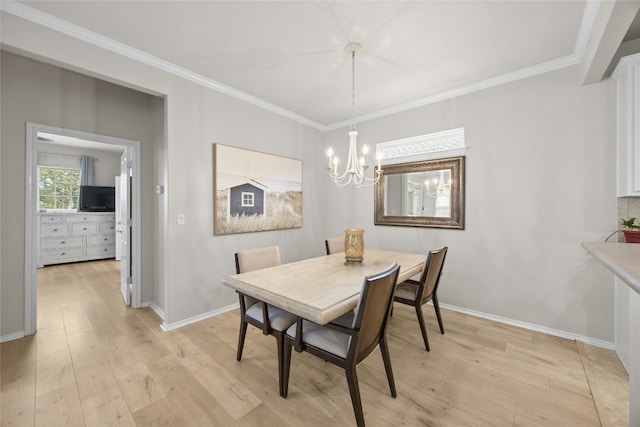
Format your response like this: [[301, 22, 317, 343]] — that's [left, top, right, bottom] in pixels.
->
[[25, 122, 142, 335]]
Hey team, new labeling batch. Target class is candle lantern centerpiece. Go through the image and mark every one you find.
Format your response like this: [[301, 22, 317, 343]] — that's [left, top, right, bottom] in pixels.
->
[[344, 228, 365, 263]]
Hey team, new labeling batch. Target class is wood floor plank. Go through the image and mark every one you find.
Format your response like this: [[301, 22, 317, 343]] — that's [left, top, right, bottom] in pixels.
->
[[164, 330, 261, 420], [101, 335, 167, 413], [80, 384, 136, 427], [1, 335, 37, 426], [0, 260, 629, 426], [34, 329, 76, 397], [34, 382, 84, 427], [142, 354, 238, 426]]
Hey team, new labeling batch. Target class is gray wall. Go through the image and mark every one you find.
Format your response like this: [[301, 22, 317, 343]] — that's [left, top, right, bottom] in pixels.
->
[[325, 64, 617, 342], [0, 9, 620, 344], [1, 11, 327, 333], [0, 52, 162, 335]]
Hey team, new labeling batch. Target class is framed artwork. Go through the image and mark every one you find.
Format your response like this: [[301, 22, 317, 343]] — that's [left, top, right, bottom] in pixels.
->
[[213, 144, 302, 235]]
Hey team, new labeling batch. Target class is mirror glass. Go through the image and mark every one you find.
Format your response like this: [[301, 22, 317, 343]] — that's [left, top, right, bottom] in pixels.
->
[[375, 156, 465, 229]]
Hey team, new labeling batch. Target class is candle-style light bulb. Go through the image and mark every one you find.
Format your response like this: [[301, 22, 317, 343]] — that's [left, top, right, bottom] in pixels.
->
[[362, 145, 368, 165], [327, 148, 333, 168]]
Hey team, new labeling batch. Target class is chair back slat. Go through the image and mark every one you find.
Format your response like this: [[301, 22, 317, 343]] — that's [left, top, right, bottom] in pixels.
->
[[235, 246, 281, 274], [352, 263, 400, 358], [235, 246, 281, 307], [420, 246, 448, 303], [325, 237, 345, 255]]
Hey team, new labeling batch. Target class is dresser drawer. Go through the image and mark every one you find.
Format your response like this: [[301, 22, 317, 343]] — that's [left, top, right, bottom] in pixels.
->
[[71, 223, 99, 235], [86, 245, 115, 257], [40, 214, 64, 223], [99, 222, 116, 233], [67, 214, 100, 223], [41, 247, 83, 261], [41, 223, 69, 237], [87, 235, 116, 246], [41, 237, 83, 250]]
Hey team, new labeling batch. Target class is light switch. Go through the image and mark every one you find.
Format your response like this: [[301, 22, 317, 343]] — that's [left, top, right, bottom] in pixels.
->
[[177, 214, 185, 225]]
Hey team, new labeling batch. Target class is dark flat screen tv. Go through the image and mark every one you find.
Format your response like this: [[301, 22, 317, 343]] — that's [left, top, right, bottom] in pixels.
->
[[78, 185, 116, 212]]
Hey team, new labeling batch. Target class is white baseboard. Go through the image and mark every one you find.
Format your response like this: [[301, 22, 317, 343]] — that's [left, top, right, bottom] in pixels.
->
[[160, 303, 239, 332], [0, 302, 614, 351], [0, 331, 26, 343], [438, 302, 615, 350], [141, 301, 165, 320], [615, 348, 630, 374]]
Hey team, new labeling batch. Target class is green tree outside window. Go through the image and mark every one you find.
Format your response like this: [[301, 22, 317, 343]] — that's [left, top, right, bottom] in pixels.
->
[[38, 166, 81, 210]]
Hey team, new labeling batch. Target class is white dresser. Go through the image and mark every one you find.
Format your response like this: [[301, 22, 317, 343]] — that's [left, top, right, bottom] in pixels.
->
[[38, 212, 116, 266]]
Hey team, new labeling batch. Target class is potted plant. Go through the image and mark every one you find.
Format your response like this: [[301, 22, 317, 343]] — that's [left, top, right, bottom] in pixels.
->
[[621, 217, 640, 243]]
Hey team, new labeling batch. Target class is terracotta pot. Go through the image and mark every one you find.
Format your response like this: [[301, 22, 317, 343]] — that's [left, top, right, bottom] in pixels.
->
[[623, 230, 640, 243]]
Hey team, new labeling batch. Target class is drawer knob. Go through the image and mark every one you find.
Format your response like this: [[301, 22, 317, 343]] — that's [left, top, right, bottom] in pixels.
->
[[104, 238, 108, 241], [61, 241, 65, 244], [83, 227, 87, 230], [50, 218, 55, 221], [53, 228, 58, 232], [104, 248, 108, 252], [61, 252, 66, 255]]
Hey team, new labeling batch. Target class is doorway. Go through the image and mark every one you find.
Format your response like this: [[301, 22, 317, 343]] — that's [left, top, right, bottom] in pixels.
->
[[24, 123, 142, 335]]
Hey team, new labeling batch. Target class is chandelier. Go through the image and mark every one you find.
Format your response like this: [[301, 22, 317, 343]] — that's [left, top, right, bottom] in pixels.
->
[[327, 42, 382, 188], [424, 171, 452, 198]]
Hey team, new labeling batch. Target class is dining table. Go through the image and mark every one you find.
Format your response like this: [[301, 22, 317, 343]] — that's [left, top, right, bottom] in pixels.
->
[[222, 248, 426, 325]]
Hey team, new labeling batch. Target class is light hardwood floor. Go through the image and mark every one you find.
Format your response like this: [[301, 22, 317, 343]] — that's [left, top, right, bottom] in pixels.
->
[[1, 259, 629, 426]]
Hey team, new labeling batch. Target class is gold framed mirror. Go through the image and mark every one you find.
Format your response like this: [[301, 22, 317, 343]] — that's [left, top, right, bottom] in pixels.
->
[[375, 156, 465, 229]]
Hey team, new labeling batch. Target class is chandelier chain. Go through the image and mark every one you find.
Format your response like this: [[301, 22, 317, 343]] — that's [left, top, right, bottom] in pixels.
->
[[351, 49, 356, 132]]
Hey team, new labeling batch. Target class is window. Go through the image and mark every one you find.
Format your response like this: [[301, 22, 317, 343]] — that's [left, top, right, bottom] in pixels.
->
[[242, 192, 254, 207], [38, 166, 81, 210]]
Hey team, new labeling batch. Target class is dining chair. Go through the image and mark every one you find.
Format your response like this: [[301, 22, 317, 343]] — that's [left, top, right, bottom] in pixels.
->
[[234, 246, 298, 397], [282, 263, 401, 427], [393, 246, 448, 351], [325, 236, 345, 255]]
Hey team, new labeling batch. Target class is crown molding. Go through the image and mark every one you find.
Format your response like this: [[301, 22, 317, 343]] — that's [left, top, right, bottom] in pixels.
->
[[2, 0, 599, 132], [0, 0, 326, 131], [325, 53, 581, 131]]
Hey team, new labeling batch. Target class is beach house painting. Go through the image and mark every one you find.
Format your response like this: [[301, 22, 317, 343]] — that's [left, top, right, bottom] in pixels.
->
[[213, 144, 302, 235]]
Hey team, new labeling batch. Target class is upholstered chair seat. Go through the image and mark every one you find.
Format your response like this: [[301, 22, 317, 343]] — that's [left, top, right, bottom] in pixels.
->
[[245, 303, 297, 332], [286, 320, 352, 358], [393, 281, 420, 300]]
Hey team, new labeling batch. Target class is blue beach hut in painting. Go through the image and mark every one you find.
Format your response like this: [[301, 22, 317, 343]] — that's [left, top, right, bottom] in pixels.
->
[[228, 181, 266, 217]]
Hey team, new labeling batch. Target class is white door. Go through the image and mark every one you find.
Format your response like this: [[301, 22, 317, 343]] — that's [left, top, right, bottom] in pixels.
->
[[115, 176, 121, 260], [118, 149, 132, 305]]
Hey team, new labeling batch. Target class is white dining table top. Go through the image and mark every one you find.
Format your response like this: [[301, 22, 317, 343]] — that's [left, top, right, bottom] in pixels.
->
[[222, 249, 426, 325]]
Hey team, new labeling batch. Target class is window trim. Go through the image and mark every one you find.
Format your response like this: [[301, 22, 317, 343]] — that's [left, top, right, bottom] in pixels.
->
[[241, 191, 255, 207]]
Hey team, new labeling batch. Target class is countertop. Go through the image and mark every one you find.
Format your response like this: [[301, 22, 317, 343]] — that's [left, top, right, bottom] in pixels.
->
[[582, 242, 640, 295]]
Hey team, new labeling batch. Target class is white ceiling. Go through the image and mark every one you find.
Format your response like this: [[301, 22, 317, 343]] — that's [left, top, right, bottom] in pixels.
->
[[10, 1, 615, 129], [38, 132, 125, 153]]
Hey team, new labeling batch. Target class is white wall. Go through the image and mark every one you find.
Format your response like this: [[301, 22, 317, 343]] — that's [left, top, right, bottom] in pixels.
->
[[325, 65, 618, 342]]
